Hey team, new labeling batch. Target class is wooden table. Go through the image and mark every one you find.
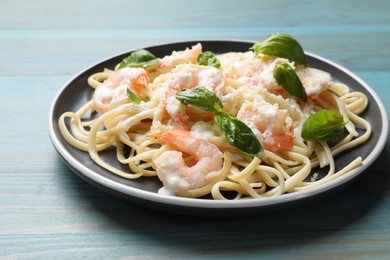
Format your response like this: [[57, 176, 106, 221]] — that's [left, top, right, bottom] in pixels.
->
[[1, 0, 389, 258]]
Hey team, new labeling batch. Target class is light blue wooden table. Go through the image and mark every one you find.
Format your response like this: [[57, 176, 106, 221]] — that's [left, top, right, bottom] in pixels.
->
[[1, 0, 389, 258]]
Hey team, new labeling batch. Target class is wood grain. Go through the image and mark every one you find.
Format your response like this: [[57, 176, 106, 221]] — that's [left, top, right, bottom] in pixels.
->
[[1, 0, 389, 258]]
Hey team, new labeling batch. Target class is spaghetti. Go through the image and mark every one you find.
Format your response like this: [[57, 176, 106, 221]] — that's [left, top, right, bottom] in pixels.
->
[[58, 39, 371, 200]]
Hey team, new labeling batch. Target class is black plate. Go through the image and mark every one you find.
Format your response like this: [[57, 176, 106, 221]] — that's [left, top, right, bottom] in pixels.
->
[[49, 40, 388, 217]]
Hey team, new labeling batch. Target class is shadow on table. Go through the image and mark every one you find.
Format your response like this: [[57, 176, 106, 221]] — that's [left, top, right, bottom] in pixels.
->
[[60, 143, 389, 252]]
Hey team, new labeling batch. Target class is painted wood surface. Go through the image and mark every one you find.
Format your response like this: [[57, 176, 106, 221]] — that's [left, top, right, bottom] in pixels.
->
[[1, 0, 389, 258]]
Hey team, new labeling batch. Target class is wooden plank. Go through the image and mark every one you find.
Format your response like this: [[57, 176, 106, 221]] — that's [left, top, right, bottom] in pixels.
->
[[1, 0, 390, 29], [1, 30, 389, 77], [1, 0, 390, 258], [1, 77, 389, 258]]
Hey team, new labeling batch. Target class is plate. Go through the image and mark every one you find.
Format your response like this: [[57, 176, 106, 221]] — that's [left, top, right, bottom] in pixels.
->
[[49, 40, 388, 217]]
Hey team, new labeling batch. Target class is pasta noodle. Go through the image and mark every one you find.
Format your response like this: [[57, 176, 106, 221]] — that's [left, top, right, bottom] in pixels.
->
[[58, 42, 371, 200]]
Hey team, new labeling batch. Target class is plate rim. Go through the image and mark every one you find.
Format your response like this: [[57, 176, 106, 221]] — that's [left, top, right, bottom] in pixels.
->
[[48, 39, 389, 211]]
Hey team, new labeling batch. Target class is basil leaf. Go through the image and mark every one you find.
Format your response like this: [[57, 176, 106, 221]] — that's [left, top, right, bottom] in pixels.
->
[[215, 112, 263, 157], [126, 88, 141, 104], [118, 49, 158, 70], [250, 33, 307, 66], [176, 87, 263, 157], [273, 61, 307, 102], [301, 110, 347, 141], [176, 86, 223, 113], [196, 51, 221, 68]]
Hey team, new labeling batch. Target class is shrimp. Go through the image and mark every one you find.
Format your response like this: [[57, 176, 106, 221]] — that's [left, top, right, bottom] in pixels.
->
[[219, 51, 333, 99], [296, 67, 333, 99], [219, 51, 284, 92], [157, 63, 225, 130], [151, 43, 202, 75], [153, 129, 224, 194], [237, 101, 294, 152], [93, 67, 149, 114]]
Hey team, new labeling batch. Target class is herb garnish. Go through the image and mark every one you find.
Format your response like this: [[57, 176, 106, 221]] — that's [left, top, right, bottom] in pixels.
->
[[176, 86, 263, 157], [273, 61, 307, 102], [196, 51, 221, 68], [118, 49, 158, 70], [301, 110, 347, 141], [250, 33, 308, 66]]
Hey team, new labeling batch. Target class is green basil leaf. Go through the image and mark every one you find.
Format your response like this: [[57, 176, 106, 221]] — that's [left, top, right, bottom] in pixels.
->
[[250, 33, 308, 66], [273, 61, 307, 102], [301, 110, 347, 141], [176, 86, 263, 157], [126, 88, 142, 104], [196, 51, 221, 68], [215, 112, 263, 157], [118, 49, 158, 70], [176, 86, 223, 113]]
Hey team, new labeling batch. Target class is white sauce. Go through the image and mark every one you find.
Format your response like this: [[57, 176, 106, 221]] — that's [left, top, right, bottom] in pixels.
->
[[297, 67, 332, 98], [154, 151, 190, 194], [94, 82, 113, 102], [191, 121, 215, 141]]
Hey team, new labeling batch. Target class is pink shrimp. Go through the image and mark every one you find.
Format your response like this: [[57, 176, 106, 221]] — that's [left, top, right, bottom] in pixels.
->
[[153, 129, 224, 194], [219, 51, 282, 92], [163, 63, 225, 129], [150, 43, 202, 76], [296, 67, 333, 99], [93, 67, 149, 114], [219, 51, 333, 99], [237, 101, 294, 152]]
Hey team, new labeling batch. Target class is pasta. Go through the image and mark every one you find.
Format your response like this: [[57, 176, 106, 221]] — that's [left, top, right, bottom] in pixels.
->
[[58, 38, 371, 200]]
